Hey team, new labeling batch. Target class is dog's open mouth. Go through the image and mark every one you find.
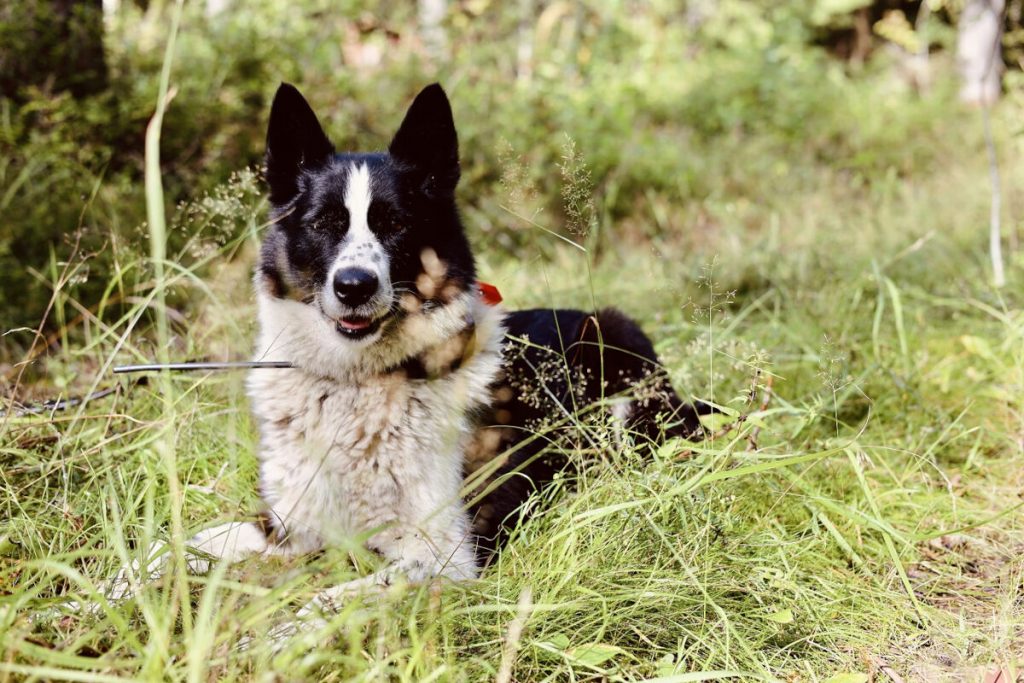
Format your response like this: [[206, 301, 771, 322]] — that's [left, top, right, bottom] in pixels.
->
[[335, 315, 384, 340]]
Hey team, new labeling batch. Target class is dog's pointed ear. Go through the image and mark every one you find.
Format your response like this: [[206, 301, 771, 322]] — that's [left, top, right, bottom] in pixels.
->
[[265, 83, 334, 204], [389, 84, 460, 196]]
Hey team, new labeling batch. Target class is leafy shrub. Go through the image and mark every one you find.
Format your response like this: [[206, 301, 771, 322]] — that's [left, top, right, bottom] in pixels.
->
[[0, 0, 992, 339]]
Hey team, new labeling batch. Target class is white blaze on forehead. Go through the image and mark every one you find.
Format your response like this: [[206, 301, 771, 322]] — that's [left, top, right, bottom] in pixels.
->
[[344, 163, 373, 240], [324, 162, 391, 307]]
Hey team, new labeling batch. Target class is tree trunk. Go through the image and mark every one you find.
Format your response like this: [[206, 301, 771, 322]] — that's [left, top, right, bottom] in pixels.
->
[[957, 0, 1006, 105], [418, 0, 448, 61]]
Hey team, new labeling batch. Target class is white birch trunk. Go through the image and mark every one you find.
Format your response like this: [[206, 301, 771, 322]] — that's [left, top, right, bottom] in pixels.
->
[[419, 0, 448, 60], [206, 0, 230, 17], [957, 0, 1006, 105]]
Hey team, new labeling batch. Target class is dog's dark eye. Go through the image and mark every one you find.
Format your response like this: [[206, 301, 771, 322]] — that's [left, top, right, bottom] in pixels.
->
[[368, 202, 404, 234], [309, 207, 349, 233]]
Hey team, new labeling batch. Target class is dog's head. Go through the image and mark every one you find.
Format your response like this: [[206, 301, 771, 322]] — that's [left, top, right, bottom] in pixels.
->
[[257, 83, 476, 358]]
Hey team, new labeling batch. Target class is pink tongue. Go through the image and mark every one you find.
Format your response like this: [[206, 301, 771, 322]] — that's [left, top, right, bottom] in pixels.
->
[[339, 317, 371, 330]]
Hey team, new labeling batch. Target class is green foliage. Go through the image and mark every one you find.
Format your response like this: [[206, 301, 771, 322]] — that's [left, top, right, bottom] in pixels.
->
[[0, 0, 999, 337], [1, 1, 1023, 679], [0, 0, 108, 99], [2, 152, 1022, 677]]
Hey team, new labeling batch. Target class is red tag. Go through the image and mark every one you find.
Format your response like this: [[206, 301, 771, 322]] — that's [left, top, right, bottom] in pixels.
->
[[477, 281, 503, 306]]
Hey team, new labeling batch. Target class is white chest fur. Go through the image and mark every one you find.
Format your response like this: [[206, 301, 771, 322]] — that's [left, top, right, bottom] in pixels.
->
[[250, 370, 470, 548], [246, 290, 505, 579]]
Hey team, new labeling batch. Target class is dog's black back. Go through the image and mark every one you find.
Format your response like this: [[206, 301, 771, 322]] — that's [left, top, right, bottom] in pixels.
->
[[468, 308, 703, 560]]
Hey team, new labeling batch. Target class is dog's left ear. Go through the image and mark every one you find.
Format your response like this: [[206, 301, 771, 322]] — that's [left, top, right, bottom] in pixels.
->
[[389, 84, 460, 197]]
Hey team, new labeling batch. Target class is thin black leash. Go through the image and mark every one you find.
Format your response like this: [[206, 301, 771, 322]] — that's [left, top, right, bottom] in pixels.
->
[[2, 361, 293, 418], [112, 361, 294, 374], [4, 386, 122, 417]]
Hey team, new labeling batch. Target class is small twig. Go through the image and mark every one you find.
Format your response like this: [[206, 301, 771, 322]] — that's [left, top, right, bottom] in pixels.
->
[[869, 655, 906, 683], [747, 373, 774, 451], [690, 371, 776, 449], [496, 586, 533, 683], [982, 104, 1006, 288], [746, 368, 763, 407], [709, 414, 746, 442], [2, 386, 121, 418]]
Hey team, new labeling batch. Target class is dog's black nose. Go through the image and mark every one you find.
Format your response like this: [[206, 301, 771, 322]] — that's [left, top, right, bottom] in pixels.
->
[[333, 267, 379, 307]]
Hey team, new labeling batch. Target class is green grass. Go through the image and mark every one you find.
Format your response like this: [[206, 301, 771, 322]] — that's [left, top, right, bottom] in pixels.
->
[[3, 126, 1023, 681], [3, 28, 1024, 679]]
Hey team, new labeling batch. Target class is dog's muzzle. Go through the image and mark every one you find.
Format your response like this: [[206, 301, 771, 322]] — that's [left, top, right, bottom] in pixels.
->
[[321, 267, 391, 340]]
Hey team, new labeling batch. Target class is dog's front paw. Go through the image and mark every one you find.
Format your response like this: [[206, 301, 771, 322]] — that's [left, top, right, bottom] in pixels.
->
[[240, 607, 331, 653], [105, 561, 143, 602], [248, 577, 377, 651], [104, 541, 170, 601]]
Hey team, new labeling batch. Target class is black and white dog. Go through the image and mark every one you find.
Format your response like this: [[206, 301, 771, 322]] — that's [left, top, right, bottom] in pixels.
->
[[113, 83, 702, 623]]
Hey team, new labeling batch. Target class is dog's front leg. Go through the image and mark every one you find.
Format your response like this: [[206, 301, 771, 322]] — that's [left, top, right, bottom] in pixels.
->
[[265, 507, 477, 646], [106, 520, 307, 602], [314, 509, 478, 607], [319, 525, 477, 601], [36, 521, 288, 621]]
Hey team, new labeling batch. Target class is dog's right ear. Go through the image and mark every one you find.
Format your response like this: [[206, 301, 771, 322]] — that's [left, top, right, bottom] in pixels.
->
[[265, 83, 334, 204]]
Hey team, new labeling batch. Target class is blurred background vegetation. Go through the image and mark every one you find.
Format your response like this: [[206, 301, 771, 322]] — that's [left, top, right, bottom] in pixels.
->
[[0, 0, 1021, 360]]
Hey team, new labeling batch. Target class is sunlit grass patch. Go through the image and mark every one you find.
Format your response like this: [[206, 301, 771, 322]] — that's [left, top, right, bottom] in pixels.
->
[[3, 213, 1022, 680]]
